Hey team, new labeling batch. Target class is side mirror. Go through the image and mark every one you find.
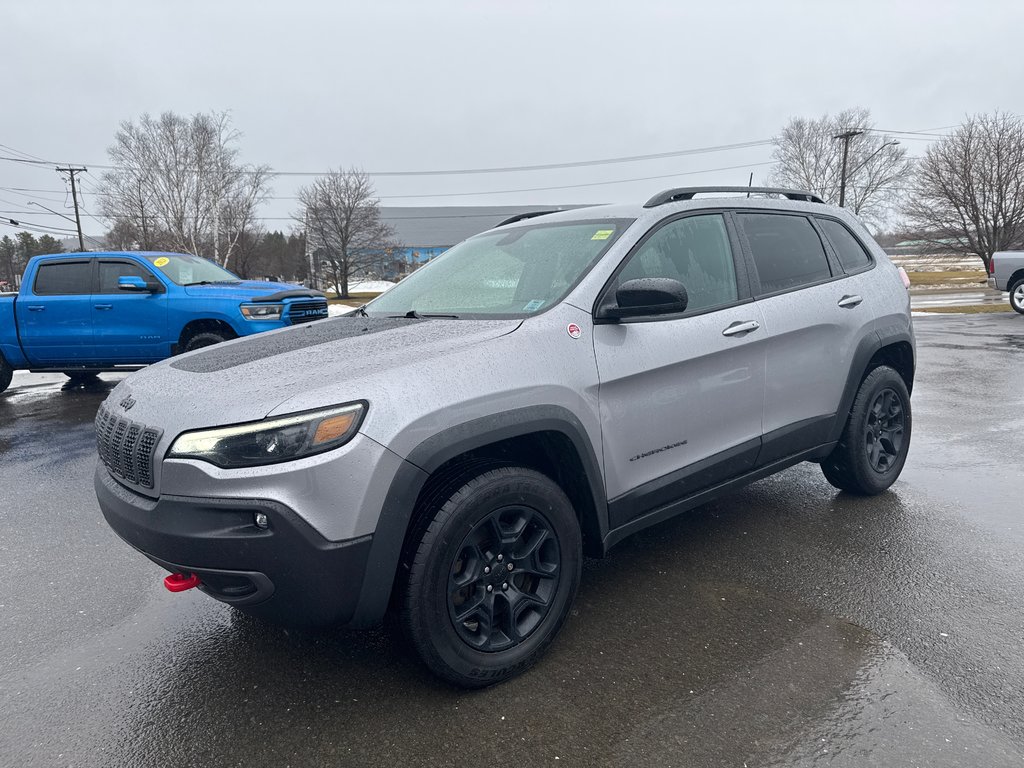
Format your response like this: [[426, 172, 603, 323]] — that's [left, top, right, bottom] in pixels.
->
[[119, 276, 159, 293], [600, 278, 688, 320]]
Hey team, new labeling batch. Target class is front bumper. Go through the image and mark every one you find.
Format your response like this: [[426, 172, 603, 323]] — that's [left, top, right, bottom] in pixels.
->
[[95, 466, 372, 628]]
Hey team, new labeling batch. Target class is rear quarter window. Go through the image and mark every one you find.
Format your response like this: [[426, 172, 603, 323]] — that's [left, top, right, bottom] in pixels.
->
[[738, 213, 832, 294], [817, 218, 873, 273]]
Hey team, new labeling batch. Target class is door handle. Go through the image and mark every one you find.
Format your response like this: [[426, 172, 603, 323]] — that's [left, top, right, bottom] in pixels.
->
[[26, 305, 45, 311], [94, 304, 113, 310], [722, 320, 760, 337], [838, 294, 863, 308]]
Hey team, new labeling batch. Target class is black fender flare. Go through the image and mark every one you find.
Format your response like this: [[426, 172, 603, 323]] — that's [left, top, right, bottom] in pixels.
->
[[347, 405, 606, 627], [828, 324, 915, 443]]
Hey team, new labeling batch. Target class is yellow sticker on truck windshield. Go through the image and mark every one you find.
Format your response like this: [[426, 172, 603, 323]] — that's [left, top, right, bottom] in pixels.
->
[[153, 257, 170, 267], [591, 230, 613, 241]]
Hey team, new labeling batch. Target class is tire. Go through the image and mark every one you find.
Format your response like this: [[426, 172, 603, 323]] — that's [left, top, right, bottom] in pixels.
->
[[1010, 277, 1024, 315], [184, 332, 227, 352], [0, 355, 12, 394], [821, 365, 912, 495], [400, 466, 582, 688]]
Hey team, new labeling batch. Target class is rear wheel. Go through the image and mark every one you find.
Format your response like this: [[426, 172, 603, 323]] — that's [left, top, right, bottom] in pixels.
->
[[400, 466, 582, 688], [1009, 277, 1024, 315], [821, 365, 912, 495], [0, 355, 12, 394], [184, 332, 227, 352]]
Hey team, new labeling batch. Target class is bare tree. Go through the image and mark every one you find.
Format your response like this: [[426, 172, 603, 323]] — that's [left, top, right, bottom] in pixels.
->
[[903, 112, 1024, 272], [769, 108, 912, 223], [297, 169, 400, 298], [98, 111, 271, 265]]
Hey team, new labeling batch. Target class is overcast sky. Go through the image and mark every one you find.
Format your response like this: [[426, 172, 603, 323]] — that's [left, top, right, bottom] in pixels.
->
[[3, 0, 1023, 238]]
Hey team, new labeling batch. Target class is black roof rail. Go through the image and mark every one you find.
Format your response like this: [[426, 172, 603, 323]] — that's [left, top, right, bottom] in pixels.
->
[[494, 210, 562, 227], [644, 186, 825, 208]]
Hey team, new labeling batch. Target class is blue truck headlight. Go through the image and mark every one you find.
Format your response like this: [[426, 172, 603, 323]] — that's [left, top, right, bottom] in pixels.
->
[[240, 303, 284, 320], [167, 402, 366, 468]]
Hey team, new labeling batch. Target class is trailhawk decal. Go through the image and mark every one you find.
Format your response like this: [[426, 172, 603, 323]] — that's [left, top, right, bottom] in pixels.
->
[[629, 440, 688, 462]]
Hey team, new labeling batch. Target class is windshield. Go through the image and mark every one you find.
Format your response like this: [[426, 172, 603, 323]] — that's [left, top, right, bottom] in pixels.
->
[[365, 219, 633, 318], [142, 254, 240, 286]]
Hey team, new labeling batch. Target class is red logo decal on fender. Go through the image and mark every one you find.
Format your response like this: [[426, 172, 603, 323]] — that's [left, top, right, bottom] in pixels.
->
[[567, 323, 582, 339]]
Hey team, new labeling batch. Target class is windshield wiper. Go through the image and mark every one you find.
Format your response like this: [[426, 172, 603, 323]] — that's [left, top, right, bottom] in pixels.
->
[[388, 310, 459, 319], [183, 280, 213, 286]]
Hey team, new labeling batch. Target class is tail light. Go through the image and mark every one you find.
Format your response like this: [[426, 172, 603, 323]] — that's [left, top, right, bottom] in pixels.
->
[[988, 259, 995, 275], [897, 266, 911, 290]]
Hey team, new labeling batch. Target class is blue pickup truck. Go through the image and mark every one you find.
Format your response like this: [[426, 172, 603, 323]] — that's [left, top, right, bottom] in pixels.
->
[[0, 251, 328, 393]]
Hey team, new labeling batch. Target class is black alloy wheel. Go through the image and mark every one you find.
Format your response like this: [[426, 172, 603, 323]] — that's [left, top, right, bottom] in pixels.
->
[[400, 465, 582, 688], [821, 364, 912, 496], [448, 505, 561, 652], [864, 388, 905, 474]]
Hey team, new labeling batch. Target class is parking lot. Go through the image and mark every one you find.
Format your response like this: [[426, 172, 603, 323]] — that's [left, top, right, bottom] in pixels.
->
[[1, 312, 1022, 767]]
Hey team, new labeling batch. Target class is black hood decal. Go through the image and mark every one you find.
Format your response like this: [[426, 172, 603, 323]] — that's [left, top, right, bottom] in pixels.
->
[[171, 317, 424, 373]]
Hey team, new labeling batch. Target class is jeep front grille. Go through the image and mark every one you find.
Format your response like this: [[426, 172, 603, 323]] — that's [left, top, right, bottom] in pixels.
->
[[95, 406, 162, 489]]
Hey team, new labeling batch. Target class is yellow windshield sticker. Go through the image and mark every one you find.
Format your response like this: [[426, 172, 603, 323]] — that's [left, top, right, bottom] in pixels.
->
[[153, 257, 170, 267], [591, 230, 613, 241]]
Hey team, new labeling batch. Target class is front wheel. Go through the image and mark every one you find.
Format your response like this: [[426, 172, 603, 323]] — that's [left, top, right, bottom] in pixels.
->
[[821, 365, 912, 495], [1009, 277, 1024, 315], [400, 466, 582, 688], [184, 332, 228, 352]]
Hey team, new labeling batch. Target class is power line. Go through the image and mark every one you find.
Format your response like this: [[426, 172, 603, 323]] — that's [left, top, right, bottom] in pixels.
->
[[0, 138, 774, 178], [1, 218, 80, 236], [0, 159, 778, 203]]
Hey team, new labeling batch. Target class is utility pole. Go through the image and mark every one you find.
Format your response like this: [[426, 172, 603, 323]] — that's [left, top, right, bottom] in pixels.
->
[[56, 166, 87, 250], [833, 130, 863, 208]]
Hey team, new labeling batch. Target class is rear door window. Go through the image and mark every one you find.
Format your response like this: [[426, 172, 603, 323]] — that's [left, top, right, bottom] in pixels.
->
[[737, 213, 832, 295], [817, 218, 873, 273], [33, 261, 92, 295]]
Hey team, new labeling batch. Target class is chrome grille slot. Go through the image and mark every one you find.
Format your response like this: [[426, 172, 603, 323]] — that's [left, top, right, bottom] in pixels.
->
[[95, 406, 162, 490]]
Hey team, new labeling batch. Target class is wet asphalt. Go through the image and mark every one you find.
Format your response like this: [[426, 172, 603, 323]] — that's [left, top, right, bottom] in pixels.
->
[[1, 312, 1023, 767]]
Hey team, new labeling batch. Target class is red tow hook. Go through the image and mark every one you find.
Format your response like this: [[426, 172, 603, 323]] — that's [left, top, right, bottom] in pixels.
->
[[164, 572, 201, 592]]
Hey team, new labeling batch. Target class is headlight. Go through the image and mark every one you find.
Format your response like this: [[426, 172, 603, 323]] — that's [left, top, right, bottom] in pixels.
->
[[240, 303, 284, 320], [167, 402, 366, 468]]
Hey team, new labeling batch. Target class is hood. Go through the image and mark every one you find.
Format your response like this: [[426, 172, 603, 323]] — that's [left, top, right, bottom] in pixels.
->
[[182, 280, 316, 300], [108, 317, 522, 434]]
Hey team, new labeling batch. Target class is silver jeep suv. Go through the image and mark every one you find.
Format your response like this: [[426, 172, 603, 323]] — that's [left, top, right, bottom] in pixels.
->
[[94, 187, 915, 687]]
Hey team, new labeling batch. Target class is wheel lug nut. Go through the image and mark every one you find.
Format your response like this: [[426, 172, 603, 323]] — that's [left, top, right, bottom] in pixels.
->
[[497, 554, 504, 562], [507, 563, 514, 571], [484, 566, 491, 574], [502, 582, 508, 590], [486, 585, 493, 592]]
